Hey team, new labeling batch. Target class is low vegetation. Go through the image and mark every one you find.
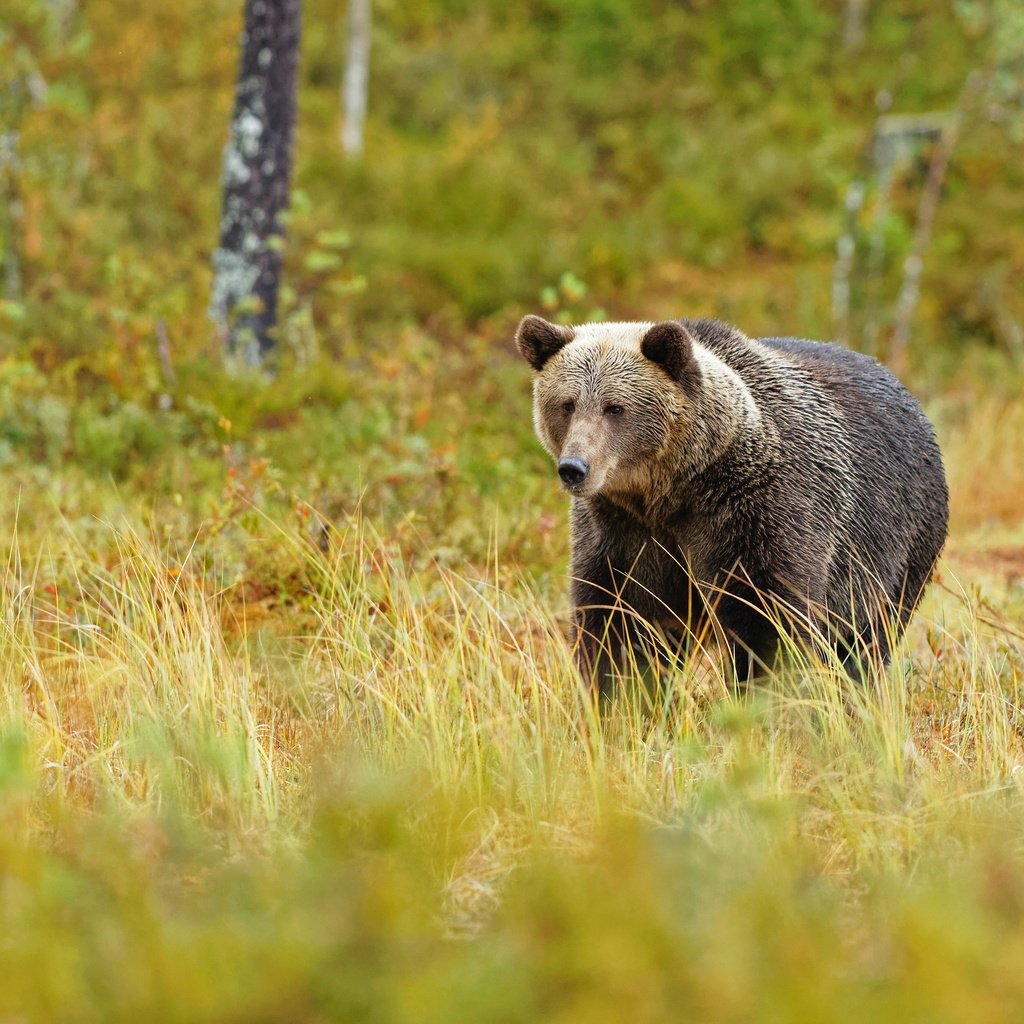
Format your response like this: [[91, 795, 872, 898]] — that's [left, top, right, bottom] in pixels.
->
[[2, 334, 1023, 1020], [2, 0, 1024, 1019]]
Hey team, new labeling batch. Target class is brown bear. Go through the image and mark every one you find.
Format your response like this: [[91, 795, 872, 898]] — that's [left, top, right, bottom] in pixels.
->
[[516, 315, 949, 688]]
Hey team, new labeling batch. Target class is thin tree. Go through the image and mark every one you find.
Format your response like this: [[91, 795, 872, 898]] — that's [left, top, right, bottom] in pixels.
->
[[1, 90, 26, 301], [2, 17, 56, 302], [340, 0, 371, 159], [889, 71, 987, 371], [842, 0, 869, 51], [210, 0, 301, 368]]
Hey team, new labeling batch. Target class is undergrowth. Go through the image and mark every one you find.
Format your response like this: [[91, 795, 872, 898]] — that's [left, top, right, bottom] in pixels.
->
[[0, 328, 1022, 1020], [2, 438, 1023, 1020], [3, 0, 1023, 1016]]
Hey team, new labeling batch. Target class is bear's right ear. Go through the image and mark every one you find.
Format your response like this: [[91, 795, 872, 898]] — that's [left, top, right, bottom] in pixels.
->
[[515, 315, 574, 372]]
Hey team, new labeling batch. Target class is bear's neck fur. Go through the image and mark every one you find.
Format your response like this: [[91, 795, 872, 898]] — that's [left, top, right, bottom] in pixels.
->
[[598, 339, 769, 526]]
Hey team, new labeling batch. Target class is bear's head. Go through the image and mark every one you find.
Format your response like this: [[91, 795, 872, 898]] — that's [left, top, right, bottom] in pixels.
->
[[516, 315, 700, 499]]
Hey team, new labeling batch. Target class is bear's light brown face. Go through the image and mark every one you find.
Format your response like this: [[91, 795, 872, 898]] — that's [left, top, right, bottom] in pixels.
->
[[516, 316, 697, 499]]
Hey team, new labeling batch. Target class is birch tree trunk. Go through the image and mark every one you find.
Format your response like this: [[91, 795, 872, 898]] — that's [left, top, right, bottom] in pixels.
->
[[340, 0, 371, 159], [210, 0, 301, 368], [842, 0, 869, 51], [889, 71, 987, 371]]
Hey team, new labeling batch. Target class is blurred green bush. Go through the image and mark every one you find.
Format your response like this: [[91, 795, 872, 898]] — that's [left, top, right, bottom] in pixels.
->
[[2, 0, 1021, 388]]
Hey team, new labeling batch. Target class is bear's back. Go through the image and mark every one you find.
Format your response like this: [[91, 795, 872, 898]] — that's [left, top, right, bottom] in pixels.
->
[[752, 333, 945, 490], [684, 318, 948, 607], [685, 319, 941, 467]]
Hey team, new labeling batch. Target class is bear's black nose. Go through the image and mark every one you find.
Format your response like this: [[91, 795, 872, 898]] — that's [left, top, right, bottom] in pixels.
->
[[558, 458, 589, 488]]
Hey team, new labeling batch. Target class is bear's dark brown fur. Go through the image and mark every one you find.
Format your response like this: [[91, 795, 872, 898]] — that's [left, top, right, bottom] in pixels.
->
[[516, 315, 949, 687]]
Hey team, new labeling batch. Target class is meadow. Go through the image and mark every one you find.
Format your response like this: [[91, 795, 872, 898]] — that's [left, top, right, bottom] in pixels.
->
[[3, 0, 1024, 1020], [2, 334, 1023, 1021]]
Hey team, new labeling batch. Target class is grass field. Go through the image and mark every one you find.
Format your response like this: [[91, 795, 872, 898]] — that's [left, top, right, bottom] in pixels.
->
[[2, 334, 1023, 1022], [5, 0, 1024, 1017]]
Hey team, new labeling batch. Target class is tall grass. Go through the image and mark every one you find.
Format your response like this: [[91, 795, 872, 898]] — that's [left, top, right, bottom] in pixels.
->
[[1, 399, 1023, 1018], [3, 511, 1022, 823]]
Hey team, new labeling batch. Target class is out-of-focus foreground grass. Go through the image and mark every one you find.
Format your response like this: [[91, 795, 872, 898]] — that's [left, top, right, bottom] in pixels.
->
[[1, 334, 1023, 1023]]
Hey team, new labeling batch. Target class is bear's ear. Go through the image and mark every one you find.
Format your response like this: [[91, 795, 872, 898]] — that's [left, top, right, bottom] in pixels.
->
[[516, 315, 574, 371], [641, 321, 698, 390]]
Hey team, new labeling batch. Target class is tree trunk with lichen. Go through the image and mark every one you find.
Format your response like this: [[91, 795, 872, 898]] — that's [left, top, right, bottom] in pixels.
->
[[210, 0, 301, 368]]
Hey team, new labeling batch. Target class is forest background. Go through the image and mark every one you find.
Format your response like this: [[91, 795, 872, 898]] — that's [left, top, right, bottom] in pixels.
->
[[2, 1, 1024, 1020]]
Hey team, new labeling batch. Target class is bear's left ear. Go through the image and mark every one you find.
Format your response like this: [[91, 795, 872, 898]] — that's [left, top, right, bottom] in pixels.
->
[[641, 321, 699, 391], [516, 315, 574, 371]]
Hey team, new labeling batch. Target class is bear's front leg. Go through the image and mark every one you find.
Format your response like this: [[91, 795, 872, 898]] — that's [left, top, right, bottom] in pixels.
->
[[569, 561, 651, 692], [567, 502, 665, 691], [572, 581, 626, 692], [713, 571, 827, 685]]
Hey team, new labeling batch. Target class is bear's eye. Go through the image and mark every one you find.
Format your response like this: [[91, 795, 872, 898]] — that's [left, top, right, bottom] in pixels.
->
[[604, 404, 625, 417], [561, 400, 575, 415]]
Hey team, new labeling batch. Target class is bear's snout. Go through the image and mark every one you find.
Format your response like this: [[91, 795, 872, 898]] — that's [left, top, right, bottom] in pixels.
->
[[558, 458, 590, 490]]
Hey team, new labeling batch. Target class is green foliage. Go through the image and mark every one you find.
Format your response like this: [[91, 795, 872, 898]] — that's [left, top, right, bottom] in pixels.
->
[[540, 271, 606, 325], [0, 359, 69, 464], [70, 398, 167, 479], [3, 0, 1022, 373], [2, 1, 1024, 1018]]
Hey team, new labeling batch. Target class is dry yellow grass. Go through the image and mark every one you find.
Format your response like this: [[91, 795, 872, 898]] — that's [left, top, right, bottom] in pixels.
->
[[0, 381, 1022, 1020]]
